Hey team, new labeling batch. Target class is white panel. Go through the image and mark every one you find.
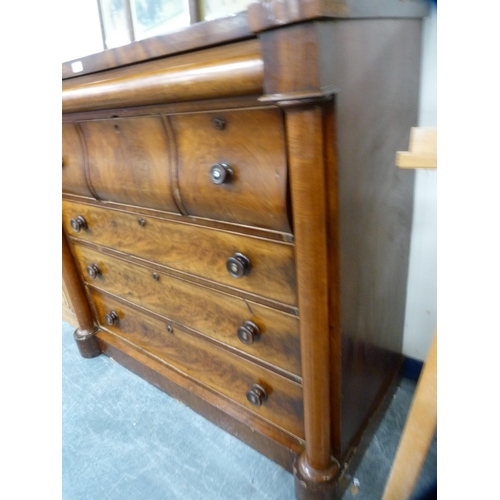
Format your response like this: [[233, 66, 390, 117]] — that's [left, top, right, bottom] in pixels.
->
[[62, 0, 103, 62], [402, 4, 437, 361]]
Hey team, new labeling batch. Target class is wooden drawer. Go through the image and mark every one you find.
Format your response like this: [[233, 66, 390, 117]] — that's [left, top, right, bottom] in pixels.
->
[[63, 200, 297, 306], [78, 116, 180, 213], [90, 289, 305, 439], [72, 243, 301, 377], [170, 108, 291, 232], [62, 122, 94, 198]]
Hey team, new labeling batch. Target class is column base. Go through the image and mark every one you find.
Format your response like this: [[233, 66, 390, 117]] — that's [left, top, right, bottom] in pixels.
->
[[293, 452, 340, 500], [73, 327, 101, 358]]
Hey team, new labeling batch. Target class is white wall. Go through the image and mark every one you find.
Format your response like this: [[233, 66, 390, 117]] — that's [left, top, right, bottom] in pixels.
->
[[402, 4, 437, 361], [61, 0, 103, 62]]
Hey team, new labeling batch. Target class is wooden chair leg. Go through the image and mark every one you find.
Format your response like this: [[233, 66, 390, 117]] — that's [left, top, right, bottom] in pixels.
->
[[381, 332, 437, 500]]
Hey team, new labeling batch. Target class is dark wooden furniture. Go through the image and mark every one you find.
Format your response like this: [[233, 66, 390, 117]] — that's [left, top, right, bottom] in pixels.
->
[[62, 1, 426, 498]]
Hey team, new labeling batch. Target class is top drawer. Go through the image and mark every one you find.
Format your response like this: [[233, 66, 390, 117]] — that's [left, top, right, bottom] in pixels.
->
[[171, 108, 291, 233], [78, 116, 180, 214]]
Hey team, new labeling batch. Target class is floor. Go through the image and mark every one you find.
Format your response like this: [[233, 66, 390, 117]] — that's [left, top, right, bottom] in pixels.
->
[[62, 321, 436, 499]]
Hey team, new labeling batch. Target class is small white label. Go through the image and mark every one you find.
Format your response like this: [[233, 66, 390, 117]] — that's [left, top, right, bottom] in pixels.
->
[[71, 61, 83, 73]]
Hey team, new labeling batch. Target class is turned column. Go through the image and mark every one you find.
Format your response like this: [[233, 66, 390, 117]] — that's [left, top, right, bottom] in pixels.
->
[[62, 229, 101, 357], [283, 101, 339, 500]]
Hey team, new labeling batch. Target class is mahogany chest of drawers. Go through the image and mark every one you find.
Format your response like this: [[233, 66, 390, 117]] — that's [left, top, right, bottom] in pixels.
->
[[62, 2, 426, 498]]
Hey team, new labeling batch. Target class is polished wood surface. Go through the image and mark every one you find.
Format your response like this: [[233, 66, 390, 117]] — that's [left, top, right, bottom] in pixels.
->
[[172, 107, 290, 232], [261, 24, 329, 97], [286, 103, 334, 474], [62, 122, 94, 198], [63, 192, 293, 243], [91, 289, 305, 438], [79, 116, 180, 212], [63, 201, 297, 305], [62, 40, 264, 113], [72, 243, 301, 377]]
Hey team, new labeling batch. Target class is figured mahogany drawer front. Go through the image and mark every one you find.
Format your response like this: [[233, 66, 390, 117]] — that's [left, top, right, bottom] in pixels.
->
[[171, 108, 291, 232], [73, 243, 301, 377], [63, 201, 297, 306], [78, 116, 180, 213], [90, 289, 305, 439], [62, 123, 94, 198]]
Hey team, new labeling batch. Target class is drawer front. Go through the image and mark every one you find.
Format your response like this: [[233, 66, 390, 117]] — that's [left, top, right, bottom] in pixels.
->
[[73, 244, 301, 377], [62, 122, 94, 197], [63, 201, 297, 306], [171, 108, 291, 232], [78, 116, 180, 213], [90, 289, 305, 439]]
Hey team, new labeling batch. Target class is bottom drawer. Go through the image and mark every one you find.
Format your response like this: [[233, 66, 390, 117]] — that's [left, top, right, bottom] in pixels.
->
[[90, 289, 305, 439]]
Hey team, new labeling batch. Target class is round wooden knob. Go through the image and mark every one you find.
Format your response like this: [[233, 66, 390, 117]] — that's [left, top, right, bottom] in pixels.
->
[[246, 384, 268, 407], [213, 117, 226, 130], [105, 310, 119, 326], [226, 253, 251, 278], [210, 163, 233, 185], [237, 321, 261, 345], [70, 216, 87, 233], [86, 263, 101, 280]]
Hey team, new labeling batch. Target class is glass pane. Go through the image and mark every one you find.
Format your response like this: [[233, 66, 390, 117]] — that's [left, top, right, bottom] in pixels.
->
[[101, 0, 132, 49], [130, 0, 190, 41], [202, 0, 254, 20]]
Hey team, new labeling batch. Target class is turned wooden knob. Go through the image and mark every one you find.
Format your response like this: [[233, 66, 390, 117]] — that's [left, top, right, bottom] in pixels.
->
[[212, 117, 226, 130], [70, 216, 87, 233], [210, 163, 233, 185], [226, 253, 251, 278], [246, 384, 268, 407], [237, 321, 261, 345], [86, 263, 101, 280], [105, 310, 119, 326]]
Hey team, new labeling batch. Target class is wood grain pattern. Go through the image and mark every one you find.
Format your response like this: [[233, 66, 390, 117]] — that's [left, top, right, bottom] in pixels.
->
[[72, 243, 301, 376], [171, 107, 290, 232], [62, 193, 293, 244], [285, 103, 333, 473], [62, 200, 297, 305], [62, 40, 264, 113], [90, 289, 305, 438], [62, 122, 94, 198], [79, 116, 180, 212]]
